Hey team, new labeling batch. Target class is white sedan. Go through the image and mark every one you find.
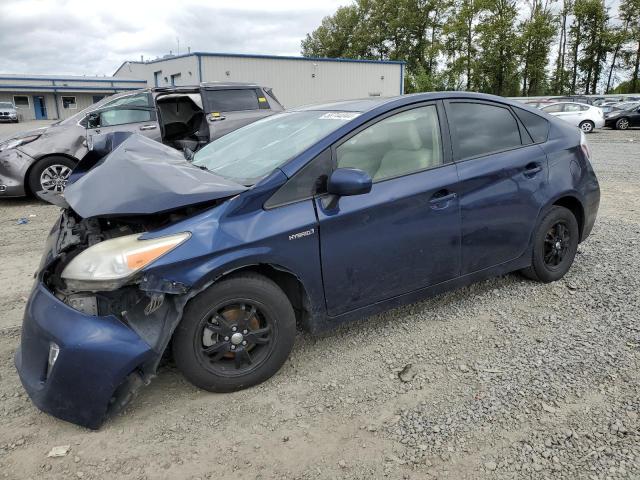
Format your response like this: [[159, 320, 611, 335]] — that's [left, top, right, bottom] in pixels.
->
[[540, 102, 604, 133]]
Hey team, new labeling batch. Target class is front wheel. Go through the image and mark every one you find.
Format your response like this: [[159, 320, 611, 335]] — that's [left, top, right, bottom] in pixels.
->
[[615, 118, 630, 130], [28, 156, 75, 195], [173, 273, 296, 392], [579, 120, 595, 133], [521, 206, 579, 283]]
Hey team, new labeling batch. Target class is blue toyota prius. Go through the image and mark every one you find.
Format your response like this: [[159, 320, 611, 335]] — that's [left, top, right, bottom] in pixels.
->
[[16, 92, 600, 428]]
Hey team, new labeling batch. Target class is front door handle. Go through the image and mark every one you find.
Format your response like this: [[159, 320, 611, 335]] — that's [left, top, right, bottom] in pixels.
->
[[429, 190, 457, 209], [139, 124, 157, 131], [524, 163, 542, 177]]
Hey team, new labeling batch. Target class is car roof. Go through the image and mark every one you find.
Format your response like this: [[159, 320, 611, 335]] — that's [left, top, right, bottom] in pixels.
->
[[150, 82, 263, 93], [292, 91, 531, 113]]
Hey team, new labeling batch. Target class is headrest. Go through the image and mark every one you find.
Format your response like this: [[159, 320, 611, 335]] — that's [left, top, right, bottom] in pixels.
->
[[387, 121, 422, 150]]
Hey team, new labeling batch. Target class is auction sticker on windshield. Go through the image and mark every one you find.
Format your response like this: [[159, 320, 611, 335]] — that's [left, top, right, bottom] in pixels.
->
[[319, 112, 361, 120]]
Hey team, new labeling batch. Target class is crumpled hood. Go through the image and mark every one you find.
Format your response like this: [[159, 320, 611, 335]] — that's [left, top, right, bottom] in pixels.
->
[[64, 134, 248, 218]]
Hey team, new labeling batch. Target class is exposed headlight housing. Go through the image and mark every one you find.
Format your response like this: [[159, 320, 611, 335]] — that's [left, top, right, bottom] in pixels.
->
[[0, 134, 40, 152], [61, 232, 190, 291]]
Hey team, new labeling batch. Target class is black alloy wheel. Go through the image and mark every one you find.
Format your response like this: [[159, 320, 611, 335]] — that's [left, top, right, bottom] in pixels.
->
[[520, 206, 579, 283], [173, 273, 296, 392], [543, 221, 571, 269], [197, 301, 274, 375]]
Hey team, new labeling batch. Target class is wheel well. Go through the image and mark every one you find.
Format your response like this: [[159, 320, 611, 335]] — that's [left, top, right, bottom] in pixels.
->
[[553, 196, 585, 240], [219, 264, 312, 328], [23, 154, 79, 195]]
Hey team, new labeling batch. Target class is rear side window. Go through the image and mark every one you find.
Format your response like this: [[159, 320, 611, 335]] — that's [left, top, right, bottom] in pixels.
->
[[448, 102, 521, 160], [202, 89, 260, 112], [513, 107, 549, 143], [542, 104, 563, 113]]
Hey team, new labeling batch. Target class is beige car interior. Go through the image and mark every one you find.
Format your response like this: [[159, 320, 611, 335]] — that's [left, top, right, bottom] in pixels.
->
[[336, 106, 442, 181]]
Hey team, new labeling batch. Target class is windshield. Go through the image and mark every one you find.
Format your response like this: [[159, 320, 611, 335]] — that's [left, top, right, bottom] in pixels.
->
[[192, 110, 360, 184], [0, 102, 14, 109]]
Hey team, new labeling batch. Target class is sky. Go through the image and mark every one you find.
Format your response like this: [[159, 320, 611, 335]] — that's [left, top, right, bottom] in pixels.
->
[[0, 0, 350, 77]]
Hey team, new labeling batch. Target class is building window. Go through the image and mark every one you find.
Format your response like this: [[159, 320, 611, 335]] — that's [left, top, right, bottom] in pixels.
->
[[92, 95, 105, 104], [13, 95, 29, 107], [154, 71, 162, 87], [170, 73, 181, 86], [62, 96, 77, 109]]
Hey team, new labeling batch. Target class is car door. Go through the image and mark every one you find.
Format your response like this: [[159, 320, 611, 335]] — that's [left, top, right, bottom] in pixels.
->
[[85, 92, 161, 142], [562, 103, 587, 126], [445, 100, 549, 275], [200, 87, 275, 141], [315, 103, 461, 317]]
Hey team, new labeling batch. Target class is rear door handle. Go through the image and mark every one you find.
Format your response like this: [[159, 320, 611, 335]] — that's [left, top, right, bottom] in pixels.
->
[[524, 163, 543, 177], [429, 190, 457, 209], [139, 124, 157, 131]]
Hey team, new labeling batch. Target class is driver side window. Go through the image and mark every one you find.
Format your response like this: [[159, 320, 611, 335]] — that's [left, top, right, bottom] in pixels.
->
[[99, 109, 152, 127], [87, 93, 154, 128], [336, 105, 443, 182]]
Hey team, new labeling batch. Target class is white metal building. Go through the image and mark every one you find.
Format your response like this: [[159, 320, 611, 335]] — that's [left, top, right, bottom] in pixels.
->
[[113, 52, 405, 108], [0, 75, 147, 121]]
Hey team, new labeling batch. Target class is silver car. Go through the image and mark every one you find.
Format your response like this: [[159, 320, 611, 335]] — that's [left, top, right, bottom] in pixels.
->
[[0, 83, 283, 197], [0, 101, 18, 123]]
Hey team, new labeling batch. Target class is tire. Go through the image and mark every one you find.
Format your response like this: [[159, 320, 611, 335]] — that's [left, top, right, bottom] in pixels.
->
[[615, 117, 630, 130], [27, 156, 76, 195], [520, 206, 579, 283], [579, 120, 594, 133], [172, 273, 296, 392]]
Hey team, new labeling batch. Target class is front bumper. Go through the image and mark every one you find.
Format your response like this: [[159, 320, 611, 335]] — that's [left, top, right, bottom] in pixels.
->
[[15, 282, 155, 429], [0, 148, 35, 196]]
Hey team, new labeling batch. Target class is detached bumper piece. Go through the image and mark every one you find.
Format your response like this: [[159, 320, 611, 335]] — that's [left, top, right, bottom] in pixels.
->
[[15, 283, 154, 429]]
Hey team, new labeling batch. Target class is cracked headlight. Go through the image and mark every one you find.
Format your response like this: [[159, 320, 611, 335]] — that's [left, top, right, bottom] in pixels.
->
[[0, 134, 40, 152], [61, 232, 190, 291]]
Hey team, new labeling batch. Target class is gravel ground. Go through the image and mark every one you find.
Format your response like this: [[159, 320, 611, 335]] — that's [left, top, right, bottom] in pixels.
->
[[0, 128, 638, 479]]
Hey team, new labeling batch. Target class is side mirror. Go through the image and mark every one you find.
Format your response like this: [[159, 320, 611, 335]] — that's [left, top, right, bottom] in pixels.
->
[[327, 168, 372, 196], [86, 112, 100, 129]]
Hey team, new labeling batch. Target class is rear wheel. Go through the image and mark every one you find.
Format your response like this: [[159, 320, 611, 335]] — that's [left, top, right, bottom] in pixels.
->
[[27, 156, 75, 195], [521, 206, 579, 283], [172, 273, 296, 392], [579, 120, 595, 133], [615, 118, 630, 130]]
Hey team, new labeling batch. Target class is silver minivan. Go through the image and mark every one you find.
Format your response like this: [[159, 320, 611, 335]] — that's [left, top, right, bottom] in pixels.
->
[[0, 82, 283, 197]]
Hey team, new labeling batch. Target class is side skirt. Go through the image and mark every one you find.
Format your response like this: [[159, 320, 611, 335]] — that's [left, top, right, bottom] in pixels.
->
[[304, 253, 531, 334]]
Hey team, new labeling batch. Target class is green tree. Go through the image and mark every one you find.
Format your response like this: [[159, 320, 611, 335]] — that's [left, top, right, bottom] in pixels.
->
[[475, 0, 521, 96], [519, 0, 557, 95], [619, 0, 640, 92], [552, 0, 573, 94], [443, 0, 483, 90], [300, 6, 364, 58]]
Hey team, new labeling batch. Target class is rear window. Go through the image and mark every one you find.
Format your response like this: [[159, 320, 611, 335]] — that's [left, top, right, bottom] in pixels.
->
[[448, 102, 522, 160], [513, 107, 549, 143], [202, 89, 261, 112]]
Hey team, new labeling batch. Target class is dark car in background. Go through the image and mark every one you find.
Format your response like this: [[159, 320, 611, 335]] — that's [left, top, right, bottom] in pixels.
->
[[15, 92, 600, 428], [0, 82, 283, 197], [604, 103, 640, 130]]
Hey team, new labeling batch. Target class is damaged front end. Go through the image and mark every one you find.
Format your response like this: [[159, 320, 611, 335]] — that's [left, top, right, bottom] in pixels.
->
[[16, 208, 201, 429], [16, 134, 247, 429]]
